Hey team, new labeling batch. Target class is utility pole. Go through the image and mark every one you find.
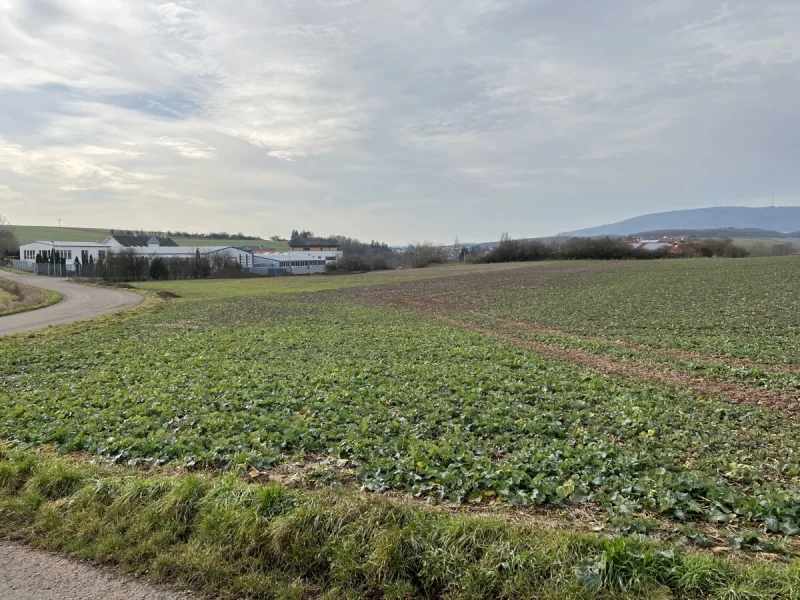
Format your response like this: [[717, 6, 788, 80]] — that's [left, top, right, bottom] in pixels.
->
[[57, 218, 62, 229]]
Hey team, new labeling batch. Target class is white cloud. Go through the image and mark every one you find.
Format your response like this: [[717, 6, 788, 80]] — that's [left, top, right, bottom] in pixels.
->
[[0, 0, 798, 241], [155, 137, 216, 159]]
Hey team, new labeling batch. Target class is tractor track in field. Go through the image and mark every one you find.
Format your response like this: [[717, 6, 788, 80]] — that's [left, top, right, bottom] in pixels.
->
[[338, 274, 800, 415], [425, 307, 800, 416]]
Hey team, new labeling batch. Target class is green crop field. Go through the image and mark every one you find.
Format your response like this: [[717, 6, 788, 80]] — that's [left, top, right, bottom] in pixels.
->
[[9, 224, 286, 250], [731, 237, 800, 252], [3, 258, 800, 598], [10, 225, 111, 244]]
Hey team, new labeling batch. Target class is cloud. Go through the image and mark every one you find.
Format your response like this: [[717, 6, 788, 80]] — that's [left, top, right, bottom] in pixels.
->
[[0, 0, 799, 242], [155, 137, 217, 159]]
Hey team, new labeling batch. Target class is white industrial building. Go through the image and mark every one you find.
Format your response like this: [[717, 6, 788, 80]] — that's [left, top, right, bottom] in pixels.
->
[[19, 241, 111, 266], [16, 234, 342, 276]]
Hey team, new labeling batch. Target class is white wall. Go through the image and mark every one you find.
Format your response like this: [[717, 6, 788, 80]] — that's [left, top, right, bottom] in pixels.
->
[[19, 242, 110, 269], [274, 250, 343, 274]]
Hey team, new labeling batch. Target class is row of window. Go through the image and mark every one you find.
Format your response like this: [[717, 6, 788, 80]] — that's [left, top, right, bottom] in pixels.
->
[[271, 260, 329, 268], [24, 249, 74, 260], [23, 249, 106, 261], [288, 260, 326, 267]]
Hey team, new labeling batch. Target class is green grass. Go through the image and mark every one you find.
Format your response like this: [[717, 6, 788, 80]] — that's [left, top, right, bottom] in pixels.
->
[[10, 225, 285, 249], [133, 267, 479, 299], [2, 445, 799, 600], [11, 225, 111, 244]]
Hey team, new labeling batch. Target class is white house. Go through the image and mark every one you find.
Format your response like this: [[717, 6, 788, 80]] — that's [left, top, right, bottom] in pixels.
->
[[19, 241, 112, 267]]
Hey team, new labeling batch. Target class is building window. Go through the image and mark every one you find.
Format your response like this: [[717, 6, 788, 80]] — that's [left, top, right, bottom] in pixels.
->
[[98, 251, 106, 260]]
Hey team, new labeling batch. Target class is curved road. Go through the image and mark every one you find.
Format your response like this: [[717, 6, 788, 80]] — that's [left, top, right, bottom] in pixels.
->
[[1, 278, 172, 599], [0, 270, 143, 336]]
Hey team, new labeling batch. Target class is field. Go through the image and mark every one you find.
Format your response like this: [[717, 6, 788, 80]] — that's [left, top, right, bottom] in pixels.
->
[[731, 237, 800, 253], [9, 225, 287, 250], [2, 258, 800, 598]]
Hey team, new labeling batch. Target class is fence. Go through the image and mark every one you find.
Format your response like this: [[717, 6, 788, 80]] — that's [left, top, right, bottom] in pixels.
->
[[10, 259, 70, 277], [243, 267, 287, 277], [9, 259, 287, 279]]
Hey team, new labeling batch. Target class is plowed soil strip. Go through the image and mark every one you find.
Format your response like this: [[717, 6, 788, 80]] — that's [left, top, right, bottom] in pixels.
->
[[342, 273, 800, 376], [389, 294, 800, 376], [383, 296, 800, 416]]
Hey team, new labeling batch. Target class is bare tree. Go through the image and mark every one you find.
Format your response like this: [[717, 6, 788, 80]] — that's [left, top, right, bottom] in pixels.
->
[[0, 214, 19, 258], [405, 241, 448, 268]]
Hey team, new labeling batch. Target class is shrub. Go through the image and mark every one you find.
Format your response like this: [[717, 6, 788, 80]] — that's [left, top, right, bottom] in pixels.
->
[[405, 243, 448, 268], [678, 239, 749, 258], [149, 257, 169, 280], [326, 255, 370, 273]]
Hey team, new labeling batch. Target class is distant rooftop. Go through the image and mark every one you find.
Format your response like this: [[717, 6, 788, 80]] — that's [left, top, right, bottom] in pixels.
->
[[106, 235, 179, 247], [26, 241, 110, 247]]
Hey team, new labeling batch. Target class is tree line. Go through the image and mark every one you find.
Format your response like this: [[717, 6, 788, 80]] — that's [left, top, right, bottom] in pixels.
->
[[94, 248, 242, 282], [478, 235, 750, 263], [109, 229, 264, 241]]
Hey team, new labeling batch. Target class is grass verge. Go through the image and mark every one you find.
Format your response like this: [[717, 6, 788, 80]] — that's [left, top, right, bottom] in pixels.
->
[[0, 278, 62, 317], [1, 445, 799, 599]]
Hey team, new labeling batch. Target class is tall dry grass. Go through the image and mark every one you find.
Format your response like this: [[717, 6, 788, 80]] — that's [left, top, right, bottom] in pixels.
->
[[0, 279, 50, 315]]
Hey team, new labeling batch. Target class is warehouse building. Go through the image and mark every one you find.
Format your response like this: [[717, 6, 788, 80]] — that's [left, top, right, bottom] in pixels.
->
[[16, 237, 342, 276]]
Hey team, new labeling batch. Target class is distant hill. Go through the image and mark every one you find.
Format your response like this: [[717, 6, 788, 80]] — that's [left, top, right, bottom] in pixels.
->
[[560, 207, 800, 237], [9, 225, 287, 251], [630, 228, 800, 239]]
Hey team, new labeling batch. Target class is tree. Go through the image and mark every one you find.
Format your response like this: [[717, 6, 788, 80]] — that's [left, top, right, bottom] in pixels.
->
[[405, 242, 448, 268], [149, 257, 169, 280], [289, 229, 315, 245], [0, 214, 18, 257]]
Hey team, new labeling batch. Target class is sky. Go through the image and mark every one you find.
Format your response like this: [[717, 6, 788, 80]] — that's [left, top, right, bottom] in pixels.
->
[[1, 1, 799, 243]]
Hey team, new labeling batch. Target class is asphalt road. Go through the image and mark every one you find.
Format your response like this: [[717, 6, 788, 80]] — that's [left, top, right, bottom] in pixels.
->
[[0, 542, 195, 600], [0, 270, 143, 336]]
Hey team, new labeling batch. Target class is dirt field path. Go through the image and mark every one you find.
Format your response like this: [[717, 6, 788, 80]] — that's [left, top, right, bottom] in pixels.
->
[[0, 542, 196, 600], [0, 271, 142, 336]]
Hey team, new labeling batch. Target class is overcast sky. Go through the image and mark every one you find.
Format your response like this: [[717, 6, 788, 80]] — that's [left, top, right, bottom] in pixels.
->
[[1, 1, 799, 243]]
